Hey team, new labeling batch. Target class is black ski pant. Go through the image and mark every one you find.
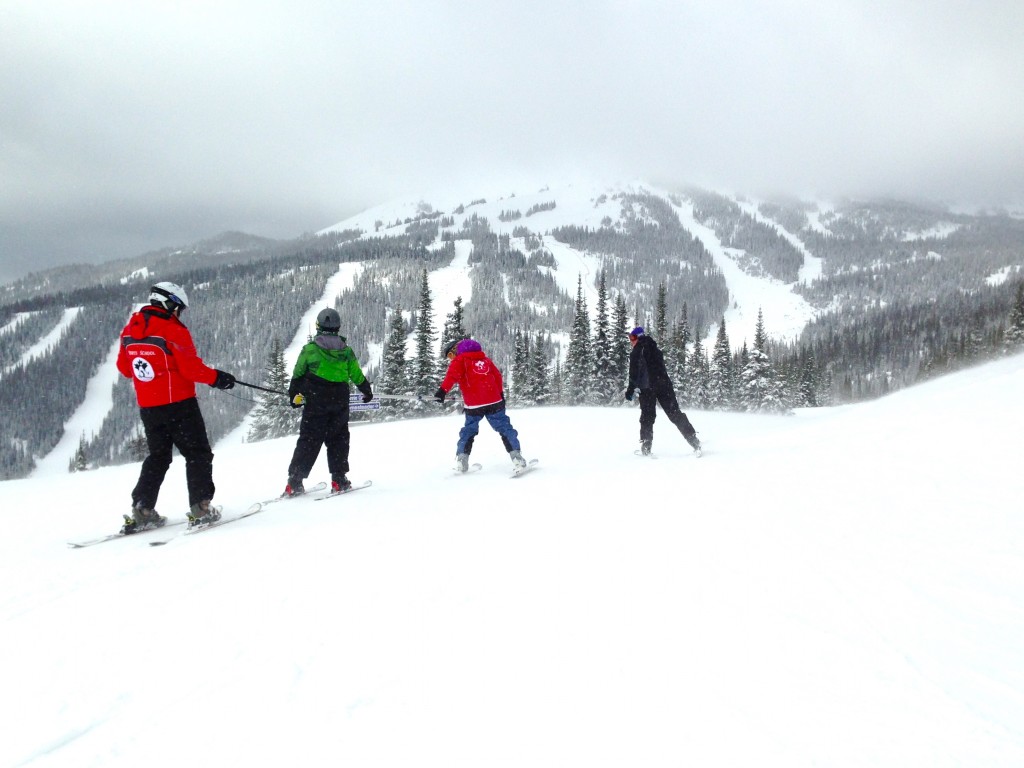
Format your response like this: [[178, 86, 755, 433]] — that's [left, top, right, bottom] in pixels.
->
[[638, 387, 697, 445], [133, 397, 215, 509], [288, 402, 350, 481]]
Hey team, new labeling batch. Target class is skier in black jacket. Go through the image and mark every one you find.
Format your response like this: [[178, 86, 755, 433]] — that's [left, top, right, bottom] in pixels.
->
[[625, 326, 702, 456]]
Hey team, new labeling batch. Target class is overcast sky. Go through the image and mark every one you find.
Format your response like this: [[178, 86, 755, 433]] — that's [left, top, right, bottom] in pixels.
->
[[2, 0, 1023, 285]]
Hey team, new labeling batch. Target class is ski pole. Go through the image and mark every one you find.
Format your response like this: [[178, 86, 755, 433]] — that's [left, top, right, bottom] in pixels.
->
[[234, 379, 289, 396]]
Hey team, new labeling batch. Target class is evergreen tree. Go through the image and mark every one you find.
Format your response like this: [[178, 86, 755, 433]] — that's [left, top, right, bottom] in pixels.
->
[[741, 308, 787, 412], [128, 431, 148, 462], [550, 358, 564, 405], [797, 351, 819, 407], [667, 304, 690, 389], [565, 276, 593, 404], [69, 432, 88, 473], [655, 281, 668, 342], [687, 334, 710, 408], [708, 318, 735, 410], [411, 269, 436, 395], [526, 330, 551, 405], [592, 269, 617, 403], [379, 307, 410, 414], [437, 295, 467, 380], [247, 337, 299, 442], [611, 294, 631, 387], [511, 329, 530, 403], [1006, 281, 1024, 349]]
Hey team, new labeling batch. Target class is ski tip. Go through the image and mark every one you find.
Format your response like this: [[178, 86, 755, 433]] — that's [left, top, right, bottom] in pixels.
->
[[149, 541, 168, 547]]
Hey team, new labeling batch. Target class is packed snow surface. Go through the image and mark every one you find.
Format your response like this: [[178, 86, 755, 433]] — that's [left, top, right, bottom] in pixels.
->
[[2, 353, 1023, 766]]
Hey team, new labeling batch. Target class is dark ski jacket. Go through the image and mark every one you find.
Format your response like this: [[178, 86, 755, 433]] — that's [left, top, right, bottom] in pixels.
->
[[628, 334, 673, 392]]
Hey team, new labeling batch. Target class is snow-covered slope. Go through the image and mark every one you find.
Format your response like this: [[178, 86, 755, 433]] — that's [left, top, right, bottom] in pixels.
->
[[3, 352, 1023, 766], [320, 180, 822, 348]]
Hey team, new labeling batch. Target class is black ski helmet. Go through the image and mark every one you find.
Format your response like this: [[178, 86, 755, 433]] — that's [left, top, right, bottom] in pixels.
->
[[442, 338, 461, 358], [316, 307, 341, 334]]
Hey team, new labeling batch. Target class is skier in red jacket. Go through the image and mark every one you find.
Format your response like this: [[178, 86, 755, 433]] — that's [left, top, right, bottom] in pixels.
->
[[116, 282, 236, 532], [434, 337, 528, 473]]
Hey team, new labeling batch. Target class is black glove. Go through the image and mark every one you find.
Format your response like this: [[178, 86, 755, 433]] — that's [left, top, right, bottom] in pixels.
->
[[212, 370, 236, 390], [434, 387, 446, 404], [357, 381, 374, 404], [624, 387, 635, 401], [291, 393, 305, 409]]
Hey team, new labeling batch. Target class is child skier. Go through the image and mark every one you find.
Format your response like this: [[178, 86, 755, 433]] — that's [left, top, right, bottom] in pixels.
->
[[434, 337, 528, 473], [284, 307, 373, 495]]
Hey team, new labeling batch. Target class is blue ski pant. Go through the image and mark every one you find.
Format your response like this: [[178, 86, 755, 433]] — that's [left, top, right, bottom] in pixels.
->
[[457, 408, 520, 455]]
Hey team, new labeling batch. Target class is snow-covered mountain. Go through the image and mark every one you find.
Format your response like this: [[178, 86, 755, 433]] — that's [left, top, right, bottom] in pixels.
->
[[3, 351, 1023, 766], [2, 180, 1022, 481], [318, 179, 820, 350]]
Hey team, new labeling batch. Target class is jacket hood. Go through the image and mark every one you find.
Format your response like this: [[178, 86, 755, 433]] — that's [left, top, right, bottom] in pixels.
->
[[315, 334, 347, 351], [130, 306, 178, 339]]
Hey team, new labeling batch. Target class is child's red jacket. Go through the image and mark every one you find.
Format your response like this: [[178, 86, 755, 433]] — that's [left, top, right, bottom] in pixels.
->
[[439, 343, 505, 409]]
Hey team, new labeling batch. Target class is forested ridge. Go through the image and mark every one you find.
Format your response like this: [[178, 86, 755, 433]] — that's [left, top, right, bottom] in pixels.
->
[[2, 186, 1021, 479]]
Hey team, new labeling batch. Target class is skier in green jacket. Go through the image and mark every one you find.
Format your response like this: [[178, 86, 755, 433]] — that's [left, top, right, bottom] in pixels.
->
[[284, 308, 373, 495]]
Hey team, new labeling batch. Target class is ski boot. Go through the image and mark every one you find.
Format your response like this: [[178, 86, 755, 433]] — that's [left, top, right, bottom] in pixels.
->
[[332, 474, 353, 493], [640, 439, 652, 456], [686, 433, 702, 458], [187, 500, 221, 529], [121, 503, 167, 535], [509, 449, 528, 471], [455, 453, 470, 473], [283, 478, 305, 497]]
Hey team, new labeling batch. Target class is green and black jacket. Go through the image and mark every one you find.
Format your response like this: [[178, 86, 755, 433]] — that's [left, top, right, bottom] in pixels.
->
[[289, 333, 371, 409]]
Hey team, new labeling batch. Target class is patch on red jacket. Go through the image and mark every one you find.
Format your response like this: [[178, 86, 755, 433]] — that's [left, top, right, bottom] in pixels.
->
[[131, 357, 156, 382]]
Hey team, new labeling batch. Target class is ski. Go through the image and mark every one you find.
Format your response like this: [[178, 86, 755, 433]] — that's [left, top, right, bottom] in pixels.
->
[[634, 450, 658, 459], [454, 462, 483, 475], [256, 481, 328, 508], [177, 503, 263, 537], [313, 480, 373, 500], [511, 458, 539, 478], [68, 520, 186, 548]]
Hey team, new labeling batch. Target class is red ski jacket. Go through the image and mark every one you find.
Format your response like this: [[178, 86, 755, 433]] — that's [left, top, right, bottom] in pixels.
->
[[439, 343, 505, 409], [117, 307, 218, 407]]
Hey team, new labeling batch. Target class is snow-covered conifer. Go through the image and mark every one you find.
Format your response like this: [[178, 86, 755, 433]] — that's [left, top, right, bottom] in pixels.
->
[[1006, 282, 1024, 348], [708, 318, 734, 410], [592, 270, 617, 403], [411, 269, 436, 395], [565, 276, 593, 404], [247, 337, 299, 442]]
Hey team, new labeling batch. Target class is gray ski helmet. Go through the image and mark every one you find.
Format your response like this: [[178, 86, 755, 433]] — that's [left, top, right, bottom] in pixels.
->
[[316, 307, 341, 334], [149, 281, 189, 312]]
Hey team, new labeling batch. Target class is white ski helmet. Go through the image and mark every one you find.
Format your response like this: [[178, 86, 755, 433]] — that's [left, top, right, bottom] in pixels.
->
[[149, 282, 189, 312]]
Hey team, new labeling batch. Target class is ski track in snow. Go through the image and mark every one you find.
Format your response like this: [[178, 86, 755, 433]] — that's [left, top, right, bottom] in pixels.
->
[[671, 199, 817, 349], [1, 307, 81, 380]]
